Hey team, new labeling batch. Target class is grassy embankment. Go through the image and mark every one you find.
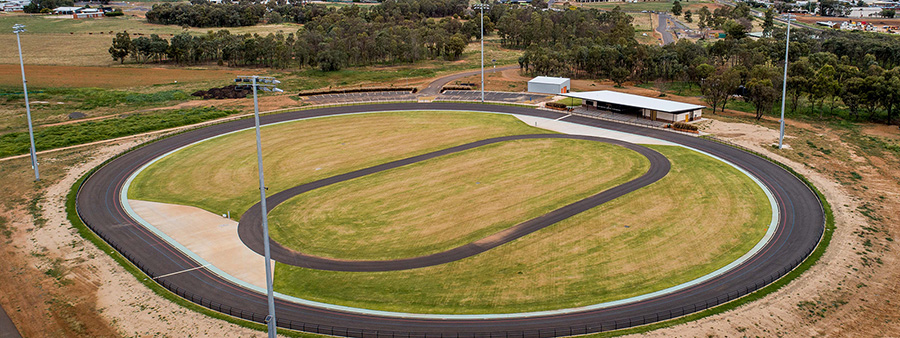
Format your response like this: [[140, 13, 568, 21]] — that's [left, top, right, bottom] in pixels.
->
[[0, 107, 234, 158], [267, 138, 649, 260]]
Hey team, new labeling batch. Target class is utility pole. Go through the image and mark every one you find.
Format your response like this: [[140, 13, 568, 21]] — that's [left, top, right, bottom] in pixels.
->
[[474, 2, 491, 102], [14, 24, 39, 181], [234, 75, 283, 338], [778, 14, 791, 149]]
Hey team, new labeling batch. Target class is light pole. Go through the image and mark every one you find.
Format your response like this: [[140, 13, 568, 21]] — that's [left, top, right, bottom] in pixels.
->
[[474, 2, 490, 102], [14, 24, 39, 181], [234, 75, 283, 338], [778, 14, 791, 149]]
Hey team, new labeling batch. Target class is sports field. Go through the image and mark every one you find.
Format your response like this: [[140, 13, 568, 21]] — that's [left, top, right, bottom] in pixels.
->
[[267, 138, 649, 260], [128, 110, 771, 314], [128, 111, 543, 217]]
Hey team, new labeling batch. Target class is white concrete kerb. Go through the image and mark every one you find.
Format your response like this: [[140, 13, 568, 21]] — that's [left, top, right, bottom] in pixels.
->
[[120, 109, 780, 320]]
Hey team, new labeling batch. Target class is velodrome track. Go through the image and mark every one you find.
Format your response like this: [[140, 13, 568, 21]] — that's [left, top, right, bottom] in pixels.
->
[[237, 134, 671, 272], [75, 103, 825, 336]]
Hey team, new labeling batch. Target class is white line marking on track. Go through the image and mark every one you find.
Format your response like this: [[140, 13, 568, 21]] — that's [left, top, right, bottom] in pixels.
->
[[153, 264, 211, 279], [555, 114, 571, 121]]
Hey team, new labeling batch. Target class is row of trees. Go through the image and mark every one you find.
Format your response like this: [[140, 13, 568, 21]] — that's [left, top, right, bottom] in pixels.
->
[[110, 14, 472, 69], [145, 0, 470, 28]]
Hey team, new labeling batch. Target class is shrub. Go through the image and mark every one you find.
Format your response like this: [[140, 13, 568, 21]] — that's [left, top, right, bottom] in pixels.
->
[[106, 10, 124, 17], [673, 121, 699, 131], [546, 102, 568, 109]]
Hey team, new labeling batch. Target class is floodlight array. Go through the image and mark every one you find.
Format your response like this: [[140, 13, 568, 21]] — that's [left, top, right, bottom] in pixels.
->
[[234, 76, 282, 93], [13, 24, 25, 33]]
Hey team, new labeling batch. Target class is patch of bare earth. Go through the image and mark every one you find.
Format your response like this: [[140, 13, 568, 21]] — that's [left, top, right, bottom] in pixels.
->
[[625, 118, 900, 337], [0, 139, 267, 336]]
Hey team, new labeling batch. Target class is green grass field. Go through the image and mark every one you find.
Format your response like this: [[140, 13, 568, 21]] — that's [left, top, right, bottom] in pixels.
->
[[267, 138, 649, 260], [129, 110, 770, 314], [272, 145, 771, 314], [128, 111, 544, 217]]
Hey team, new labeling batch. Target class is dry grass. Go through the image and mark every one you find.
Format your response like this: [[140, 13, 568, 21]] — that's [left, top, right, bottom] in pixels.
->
[[268, 138, 649, 260], [128, 111, 544, 218], [0, 64, 254, 89], [272, 145, 771, 314]]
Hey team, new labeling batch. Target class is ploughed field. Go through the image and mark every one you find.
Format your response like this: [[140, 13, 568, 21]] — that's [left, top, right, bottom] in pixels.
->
[[129, 110, 770, 314]]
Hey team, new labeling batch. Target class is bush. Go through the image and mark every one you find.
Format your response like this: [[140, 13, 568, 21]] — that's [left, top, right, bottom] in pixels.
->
[[672, 121, 699, 131], [546, 102, 568, 109], [106, 10, 124, 17]]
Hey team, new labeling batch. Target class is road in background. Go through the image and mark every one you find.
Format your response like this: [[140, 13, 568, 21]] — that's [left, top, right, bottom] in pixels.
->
[[418, 65, 519, 96], [657, 13, 676, 44], [0, 305, 22, 338]]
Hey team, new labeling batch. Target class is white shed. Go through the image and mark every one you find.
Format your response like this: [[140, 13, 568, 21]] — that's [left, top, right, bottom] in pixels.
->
[[528, 76, 571, 94]]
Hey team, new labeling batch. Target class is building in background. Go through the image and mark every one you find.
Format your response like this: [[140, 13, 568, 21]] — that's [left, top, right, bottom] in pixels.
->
[[528, 76, 571, 94]]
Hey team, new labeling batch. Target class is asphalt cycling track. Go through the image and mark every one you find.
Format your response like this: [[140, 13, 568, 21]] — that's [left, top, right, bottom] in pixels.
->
[[237, 134, 670, 272], [76, 103, 825, 336]]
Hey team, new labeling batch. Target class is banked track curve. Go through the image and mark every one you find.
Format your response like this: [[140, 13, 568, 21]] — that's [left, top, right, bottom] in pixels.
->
[[237, 134, 670, 272], [76, 103, 825, 336]]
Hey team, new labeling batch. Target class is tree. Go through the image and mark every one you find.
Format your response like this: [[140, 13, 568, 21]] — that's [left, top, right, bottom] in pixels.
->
[[108, 31, 133, 64], [763, 9, 775, 37], [317, 49, 348, 71], [701, 68, 740, 113], [746, 78, 778, 120], [840, 76, 866, 120], [818, 0, 840, 17], [611, 67, 629, 87], [446, 34, 467, 60], [881, 9, 896, 18], [697, 6, 710, 31], [684, 10, 693, 23], [672, 1, 683, 16], [810, 64, 839, 117], [723, 20, 747, 40]]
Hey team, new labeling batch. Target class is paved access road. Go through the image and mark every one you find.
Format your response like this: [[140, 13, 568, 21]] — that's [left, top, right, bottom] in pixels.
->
[[418, 65, 519, 96], [237, 134, 670, 272], [76, 103, 824, 336], [657, 13, 676, 45]]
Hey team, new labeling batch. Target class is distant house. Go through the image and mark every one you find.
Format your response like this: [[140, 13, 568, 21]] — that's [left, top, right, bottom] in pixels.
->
[[75, 8, 104, 19], [52, 6, 84, 15]]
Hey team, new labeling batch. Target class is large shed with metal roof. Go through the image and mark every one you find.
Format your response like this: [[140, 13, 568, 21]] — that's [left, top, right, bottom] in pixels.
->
[[562, 90, 705, 123]]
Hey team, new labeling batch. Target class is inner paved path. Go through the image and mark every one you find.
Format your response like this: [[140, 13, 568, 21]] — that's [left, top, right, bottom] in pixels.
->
[[237, 134, 670, 272]]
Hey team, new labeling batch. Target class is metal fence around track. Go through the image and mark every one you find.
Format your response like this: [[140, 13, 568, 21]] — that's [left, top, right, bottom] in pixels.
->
[[75, 101, 825, 337]]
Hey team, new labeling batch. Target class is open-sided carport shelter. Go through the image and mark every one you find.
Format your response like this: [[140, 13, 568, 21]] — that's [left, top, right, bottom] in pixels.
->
[[563, 90, 704, 123]]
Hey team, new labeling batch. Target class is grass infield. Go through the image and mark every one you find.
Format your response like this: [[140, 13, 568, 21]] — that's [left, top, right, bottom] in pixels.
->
[[128, 110, 770, 314], [271, 145, 770, 314], [129, 111, 542, 217], [267, 138, 650, 260]]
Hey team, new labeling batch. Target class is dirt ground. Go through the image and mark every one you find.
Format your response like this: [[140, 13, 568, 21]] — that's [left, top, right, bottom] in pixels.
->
[[624, 115, 900, 337], [0, 135, 268, 336]]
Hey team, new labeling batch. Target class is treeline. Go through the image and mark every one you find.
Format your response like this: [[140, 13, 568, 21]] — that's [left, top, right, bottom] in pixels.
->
[[110, 11, 474, 69], [145, 0, 469, 28]]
